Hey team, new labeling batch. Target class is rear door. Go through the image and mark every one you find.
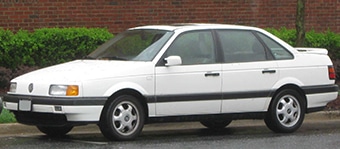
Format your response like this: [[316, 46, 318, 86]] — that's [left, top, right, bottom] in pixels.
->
[[155, 30, 222, 116], [216, 30, 279, 113]]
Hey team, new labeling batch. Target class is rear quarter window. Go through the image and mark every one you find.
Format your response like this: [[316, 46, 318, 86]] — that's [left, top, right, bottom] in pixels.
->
[[256, 32, 293, 60]]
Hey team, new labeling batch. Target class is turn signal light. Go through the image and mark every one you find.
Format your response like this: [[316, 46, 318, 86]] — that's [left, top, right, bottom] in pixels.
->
[[328, 65, 336, 80], [66, 85, 79, 96]]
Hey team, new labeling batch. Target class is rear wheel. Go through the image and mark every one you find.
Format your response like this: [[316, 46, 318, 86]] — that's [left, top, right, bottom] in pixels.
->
[[37, 126, 73, 137], [99, 95, 145, 141], [200, 119, 232, 129], [265, 89, 305, 133]]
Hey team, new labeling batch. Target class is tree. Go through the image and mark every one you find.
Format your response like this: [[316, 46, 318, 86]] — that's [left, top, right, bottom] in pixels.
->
[[295, 0, 306, 47]]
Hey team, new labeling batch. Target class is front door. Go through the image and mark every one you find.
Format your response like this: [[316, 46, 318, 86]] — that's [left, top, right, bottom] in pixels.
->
[[155, 30, 222, 116]]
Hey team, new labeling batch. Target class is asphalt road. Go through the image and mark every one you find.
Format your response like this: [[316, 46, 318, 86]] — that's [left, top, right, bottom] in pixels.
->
[[0, 111, 340, 149]]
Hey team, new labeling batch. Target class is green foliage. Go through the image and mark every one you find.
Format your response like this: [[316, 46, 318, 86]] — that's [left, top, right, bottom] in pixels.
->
[[0, 29, 15, 69], [11, 30, 36, 67], [266, 28, 340, 59], [305, 30, 340, 59], [31, 28, 113, 67], [0, 109, 16, 123], [265, 28, 296, 46], [0, 27, 113, 68]]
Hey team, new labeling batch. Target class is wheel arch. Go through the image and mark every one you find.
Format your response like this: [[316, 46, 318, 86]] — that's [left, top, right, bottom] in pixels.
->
[[269, 84, 307, 112], [265, 84, 307, 133], [100, 88, 149, 123]]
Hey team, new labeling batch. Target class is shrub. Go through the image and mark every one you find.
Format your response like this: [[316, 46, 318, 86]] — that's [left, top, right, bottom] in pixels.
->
[[11, 30, 37, 67], [0, 30, 37, 69], [305, 30, 340, 59], [0, 29, 15, 69], [31, 27, 113, 67], [266, 28, 340, 60], [0, 27, 113, 68], [266, 27, 296, 46], [0, 27, 113, 90], [0, 67, 11, 90]]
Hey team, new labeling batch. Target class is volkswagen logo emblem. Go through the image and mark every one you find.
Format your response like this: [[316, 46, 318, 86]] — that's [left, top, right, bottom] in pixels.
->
[[28, 83, 33, 93]]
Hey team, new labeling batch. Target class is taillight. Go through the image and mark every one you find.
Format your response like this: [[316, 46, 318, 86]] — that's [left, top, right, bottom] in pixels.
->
[[328, 65, 336, 80]]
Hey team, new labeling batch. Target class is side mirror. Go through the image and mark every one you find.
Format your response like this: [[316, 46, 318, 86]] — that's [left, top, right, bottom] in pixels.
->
[[165, 56, 182, 66]]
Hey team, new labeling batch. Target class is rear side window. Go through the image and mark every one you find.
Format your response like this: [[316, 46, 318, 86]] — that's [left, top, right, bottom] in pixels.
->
[[216, 30, 267, 63], [256, 32, 293, 60]]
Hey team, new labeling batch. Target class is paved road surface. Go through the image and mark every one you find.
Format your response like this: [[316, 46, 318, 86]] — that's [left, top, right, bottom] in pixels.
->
[[0, 111, 340, 149]]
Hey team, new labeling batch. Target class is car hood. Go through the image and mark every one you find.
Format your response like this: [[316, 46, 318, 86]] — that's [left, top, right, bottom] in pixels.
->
[[12, 60, 154, 83]]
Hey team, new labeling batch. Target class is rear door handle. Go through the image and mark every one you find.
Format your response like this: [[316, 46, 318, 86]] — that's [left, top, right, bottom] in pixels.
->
[[205, 72, 220, 77], [262, 69, 276, 74]]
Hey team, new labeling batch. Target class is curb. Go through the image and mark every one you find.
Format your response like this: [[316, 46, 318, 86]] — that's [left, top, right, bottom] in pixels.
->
[[0, 110, 340, 137]]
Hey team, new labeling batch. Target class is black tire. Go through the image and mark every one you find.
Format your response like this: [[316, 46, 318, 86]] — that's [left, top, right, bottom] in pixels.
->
[[200, 119, 232, 129], [264, 89, 305, 133], [99, 95, 145, 141], [37, 125, 73, 137]]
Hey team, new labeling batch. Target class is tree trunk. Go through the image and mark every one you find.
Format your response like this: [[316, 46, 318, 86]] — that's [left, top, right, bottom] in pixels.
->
[[296, 0, 306, 47]]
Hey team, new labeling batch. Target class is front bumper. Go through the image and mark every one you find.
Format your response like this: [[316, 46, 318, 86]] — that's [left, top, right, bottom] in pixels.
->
[[3, 94, 107, 125]]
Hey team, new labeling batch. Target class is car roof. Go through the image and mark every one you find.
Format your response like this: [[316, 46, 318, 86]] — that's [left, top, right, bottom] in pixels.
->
[[129, 23, 262, 32], [129, 23, 297, 54]]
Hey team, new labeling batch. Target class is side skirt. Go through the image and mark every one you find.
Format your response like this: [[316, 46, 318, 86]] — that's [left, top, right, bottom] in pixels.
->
[[147, 112, 266, 124], [306, 106, 326, 113]]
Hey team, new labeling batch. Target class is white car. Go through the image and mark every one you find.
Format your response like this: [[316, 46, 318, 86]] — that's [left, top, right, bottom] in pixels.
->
[[3, 24, 338, 141]]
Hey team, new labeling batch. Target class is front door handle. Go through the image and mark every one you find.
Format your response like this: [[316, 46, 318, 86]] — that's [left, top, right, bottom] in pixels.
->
[[262, 69, 276, 74], [205, 72, 220, 77]]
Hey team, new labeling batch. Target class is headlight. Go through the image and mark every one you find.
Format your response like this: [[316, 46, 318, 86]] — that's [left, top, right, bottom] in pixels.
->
[[9, 82, 17, 93], [49, 85, 79, 96]]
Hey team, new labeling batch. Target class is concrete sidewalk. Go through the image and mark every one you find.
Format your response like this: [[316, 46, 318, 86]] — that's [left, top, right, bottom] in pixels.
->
[[0, 111, 340, 137]]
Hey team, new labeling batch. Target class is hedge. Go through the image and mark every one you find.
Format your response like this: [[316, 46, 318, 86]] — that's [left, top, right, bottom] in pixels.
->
[[265, 28, 340, 59], [1, 27, 340, 69], [1, 27, 340, 90], [0, 27, 114, 69]]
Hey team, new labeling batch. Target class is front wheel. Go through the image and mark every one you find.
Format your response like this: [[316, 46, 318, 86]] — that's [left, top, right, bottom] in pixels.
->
[[265, 89, 305, 133], [37, 125, 73, 137], [99, 95, 145, 141]]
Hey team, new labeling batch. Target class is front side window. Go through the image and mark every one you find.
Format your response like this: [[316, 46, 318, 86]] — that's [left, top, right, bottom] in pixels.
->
[[217, 30, 267, 63], [88, 29, 173, 61], [256, 32, 293, 60], [165, 31, 216, 65]]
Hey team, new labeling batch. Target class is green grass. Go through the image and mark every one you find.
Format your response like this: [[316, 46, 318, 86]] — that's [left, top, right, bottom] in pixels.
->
[[0, 109, 16, 123]]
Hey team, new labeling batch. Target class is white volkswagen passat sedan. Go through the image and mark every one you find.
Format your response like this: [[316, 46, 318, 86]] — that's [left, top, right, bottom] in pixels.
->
[[3, 24, 338, 141]]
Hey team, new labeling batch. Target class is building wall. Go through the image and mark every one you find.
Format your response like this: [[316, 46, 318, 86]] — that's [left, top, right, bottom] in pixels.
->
[[0, 0, 339, 33]]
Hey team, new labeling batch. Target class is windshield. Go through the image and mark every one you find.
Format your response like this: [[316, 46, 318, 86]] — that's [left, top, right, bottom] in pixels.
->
[[88, 29, 173, 61]]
